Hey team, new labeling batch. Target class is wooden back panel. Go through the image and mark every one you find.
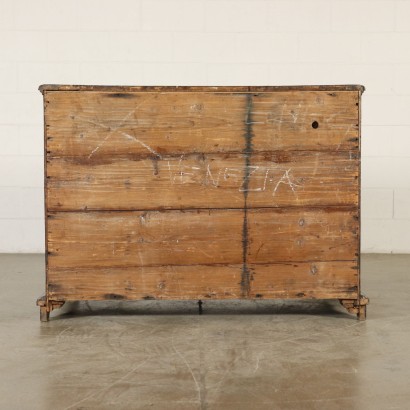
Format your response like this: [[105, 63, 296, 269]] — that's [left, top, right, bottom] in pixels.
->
[[43, 86, 361, 302]]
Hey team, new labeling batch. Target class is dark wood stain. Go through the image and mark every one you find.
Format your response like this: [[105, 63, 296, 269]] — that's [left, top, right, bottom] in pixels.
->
[[104, 293, 125, 300], [48, 283, 62, 292], [241, 94, 253, 298], [271, 151, 291, 164], [151, 158, 159, 176], [106, 93, 136, 99]]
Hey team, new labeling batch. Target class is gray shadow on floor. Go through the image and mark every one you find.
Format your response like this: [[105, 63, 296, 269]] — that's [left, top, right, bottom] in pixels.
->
[[49, 298, 355, 321]]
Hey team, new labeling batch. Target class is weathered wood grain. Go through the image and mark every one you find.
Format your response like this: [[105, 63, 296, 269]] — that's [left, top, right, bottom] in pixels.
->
[[38, 85, 365, 320], [249, 261, 358, 299], [45, 91, 359, 156], [47, 208, 358, 269], [48, 265, 243, 301], [46, 151, 358, 210], [47, 261, 357, 301], [251, 92, 359, 151], [247, 151, 358, 208], [246, 208, 358, 263], [48, 210, 243, 268]]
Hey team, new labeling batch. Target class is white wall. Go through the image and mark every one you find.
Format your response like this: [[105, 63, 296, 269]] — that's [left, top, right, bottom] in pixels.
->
[[0, 0, 409, 253]]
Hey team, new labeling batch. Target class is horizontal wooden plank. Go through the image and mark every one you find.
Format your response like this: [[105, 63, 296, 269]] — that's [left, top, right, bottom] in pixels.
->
[[47, 154, 245, 210], [250, 92, 359, 151], [48, 208, 358, 269], [47, 261, 358, 301], [249, 261, 358, 299], [247, 209, 358, 263], [48, 210, 243, 268], [46, 151, 358, 210], [45, 92, 246, 157], [40, 84, 365, 93], [48, 265, 242, 301], [45, 91, 358, 156], [247, 151, 358, 208]]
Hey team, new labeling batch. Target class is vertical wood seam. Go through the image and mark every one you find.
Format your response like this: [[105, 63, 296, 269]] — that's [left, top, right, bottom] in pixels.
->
[[241, 94, 254, 297]]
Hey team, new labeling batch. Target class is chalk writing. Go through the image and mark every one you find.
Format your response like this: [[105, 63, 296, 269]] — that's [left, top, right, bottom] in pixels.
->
[[162, 157, 304, 195]]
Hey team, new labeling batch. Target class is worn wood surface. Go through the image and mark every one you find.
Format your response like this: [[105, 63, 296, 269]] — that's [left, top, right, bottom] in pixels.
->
[[45, 91, 359, 156], [340, 296, 369, 320], [47, 261, 358, 301], [46, 151, 358, 210], [40, 85, 363, 317], [47, 209, 358, 268]]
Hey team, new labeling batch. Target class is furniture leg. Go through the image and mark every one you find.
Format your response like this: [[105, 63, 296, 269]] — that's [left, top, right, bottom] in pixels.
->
[[339, 295, 369, 320], [36, 296, 65, 322]]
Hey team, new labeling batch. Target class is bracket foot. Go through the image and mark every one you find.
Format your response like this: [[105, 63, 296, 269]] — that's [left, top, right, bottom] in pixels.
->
[[36, 296, 65, 322], [339, 295, 369, 320]]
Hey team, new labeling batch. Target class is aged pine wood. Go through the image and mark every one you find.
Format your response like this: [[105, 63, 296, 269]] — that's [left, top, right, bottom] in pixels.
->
[[37, 84, 368, 321], [46, 151, 358, 211], [45, 91, 359, 156], [47, 261, 357, 302], [47, 208, 358, 269], [36, 296, 65, 322], [339, 296, 369, 321]]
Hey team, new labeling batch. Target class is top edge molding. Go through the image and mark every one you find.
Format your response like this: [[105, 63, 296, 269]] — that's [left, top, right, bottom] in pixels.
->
[[39, 84, 365, 94]]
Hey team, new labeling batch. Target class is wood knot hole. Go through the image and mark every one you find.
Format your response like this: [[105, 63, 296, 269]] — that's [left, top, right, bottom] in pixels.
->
[[299, 218, 305, 226], [312, 120, 319, 129]]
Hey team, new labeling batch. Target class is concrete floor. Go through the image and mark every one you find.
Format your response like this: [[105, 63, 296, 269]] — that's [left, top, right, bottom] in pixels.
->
[[0, 255, 409, 410]]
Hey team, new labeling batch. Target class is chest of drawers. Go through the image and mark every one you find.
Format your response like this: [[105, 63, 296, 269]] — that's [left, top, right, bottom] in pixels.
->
[[36, 85, 368, 321]]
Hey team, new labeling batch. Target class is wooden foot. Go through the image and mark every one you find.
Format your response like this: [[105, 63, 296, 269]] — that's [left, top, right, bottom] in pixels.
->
[[39, 306, 50, 322], [36, 296, 65, 322], [339, 295, 369, 320]]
